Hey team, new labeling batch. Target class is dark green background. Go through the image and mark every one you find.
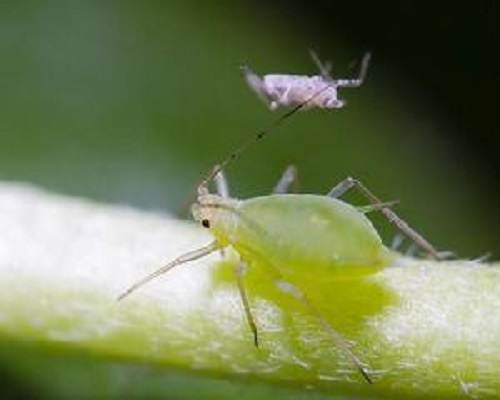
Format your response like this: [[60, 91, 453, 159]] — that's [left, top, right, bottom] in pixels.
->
[[1, 1, 497, 257], [0, 2, 498, 398]]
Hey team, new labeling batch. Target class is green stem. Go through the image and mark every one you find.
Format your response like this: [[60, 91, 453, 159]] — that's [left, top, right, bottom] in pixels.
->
[[0, 183, 498, 399]]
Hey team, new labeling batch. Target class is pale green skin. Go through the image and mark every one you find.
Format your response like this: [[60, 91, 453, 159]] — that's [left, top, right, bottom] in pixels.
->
[[207, 194, 392, 280]]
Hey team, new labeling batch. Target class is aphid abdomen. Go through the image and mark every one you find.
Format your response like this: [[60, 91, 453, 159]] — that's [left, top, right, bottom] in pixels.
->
[[262, 75, 340, 109], [233, 194, 391, 278]]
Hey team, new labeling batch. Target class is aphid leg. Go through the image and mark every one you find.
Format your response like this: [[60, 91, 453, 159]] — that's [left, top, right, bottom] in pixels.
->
[[309, 50, 333, 80], [240, 65, 275, 109], [274, 279, 373, 384], [405, 243, 419, 257], [271, 85, 294, 111], [273, 165, 299, 194], [390, 234, 405, 251], [471, 252, 491, 263], [437, 250, 455, 259], [335, 52, 372, 88], [117, 241, 220, 301], [327, 176, 442, 260], [233, 262, 259, 347]]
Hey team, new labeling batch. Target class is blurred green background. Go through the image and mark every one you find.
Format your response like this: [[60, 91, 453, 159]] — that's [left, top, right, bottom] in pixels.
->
[[0, 1, 498, 397], [0, 1, 498, 257]]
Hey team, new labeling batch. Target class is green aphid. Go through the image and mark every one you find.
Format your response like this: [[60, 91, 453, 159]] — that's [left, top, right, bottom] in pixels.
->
[[119, 166, 441, 384], [196, 192, 390, 277]]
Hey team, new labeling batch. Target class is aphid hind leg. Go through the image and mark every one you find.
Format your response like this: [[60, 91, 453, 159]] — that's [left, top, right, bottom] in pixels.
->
[[274, 278, 373, 384], [273, 165, 299, 194], [233, 262, 259, 347], [390, 234, 405, 251], [309, 50, 333, 80], [335, 52, 372, 88], [230, 244, 371, 382], [327, 176, 442, 260]]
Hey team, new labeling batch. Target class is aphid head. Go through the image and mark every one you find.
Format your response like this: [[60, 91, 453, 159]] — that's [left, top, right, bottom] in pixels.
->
[[323, 97, 345, 109], [315, 86, 345, 109], [191, 193, 240, 245], [191, 193, 221, 229]]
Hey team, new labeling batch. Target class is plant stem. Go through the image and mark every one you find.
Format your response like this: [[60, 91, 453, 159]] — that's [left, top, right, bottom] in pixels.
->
[[0, 183, 498, 399]]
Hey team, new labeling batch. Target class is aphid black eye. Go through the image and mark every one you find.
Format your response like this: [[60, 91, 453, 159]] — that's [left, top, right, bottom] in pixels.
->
[[201, 219, 210, 228]]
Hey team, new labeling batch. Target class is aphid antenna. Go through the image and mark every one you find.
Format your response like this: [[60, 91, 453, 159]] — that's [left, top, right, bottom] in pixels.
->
[[199, 104, 304, 193]]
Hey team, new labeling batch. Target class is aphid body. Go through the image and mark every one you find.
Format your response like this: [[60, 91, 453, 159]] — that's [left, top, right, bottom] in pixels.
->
[[193, 193, 391, 279], [242, 52, 371, 110], [243, 72, 346, 110], [119, 172, 407, 384]]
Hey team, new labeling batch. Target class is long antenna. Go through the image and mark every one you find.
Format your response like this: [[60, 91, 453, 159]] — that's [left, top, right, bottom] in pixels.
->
[[199, 96, 316, 190]]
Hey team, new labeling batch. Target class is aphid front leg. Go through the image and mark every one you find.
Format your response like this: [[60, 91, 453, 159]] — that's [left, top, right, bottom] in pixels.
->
[[240, 65, 276, 109], [327, 176, 442, 260], [233, 261, 260, 347], [272, 165, 299, 194], [274, 278, 373, 384], [117, 241, 221, 301]]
